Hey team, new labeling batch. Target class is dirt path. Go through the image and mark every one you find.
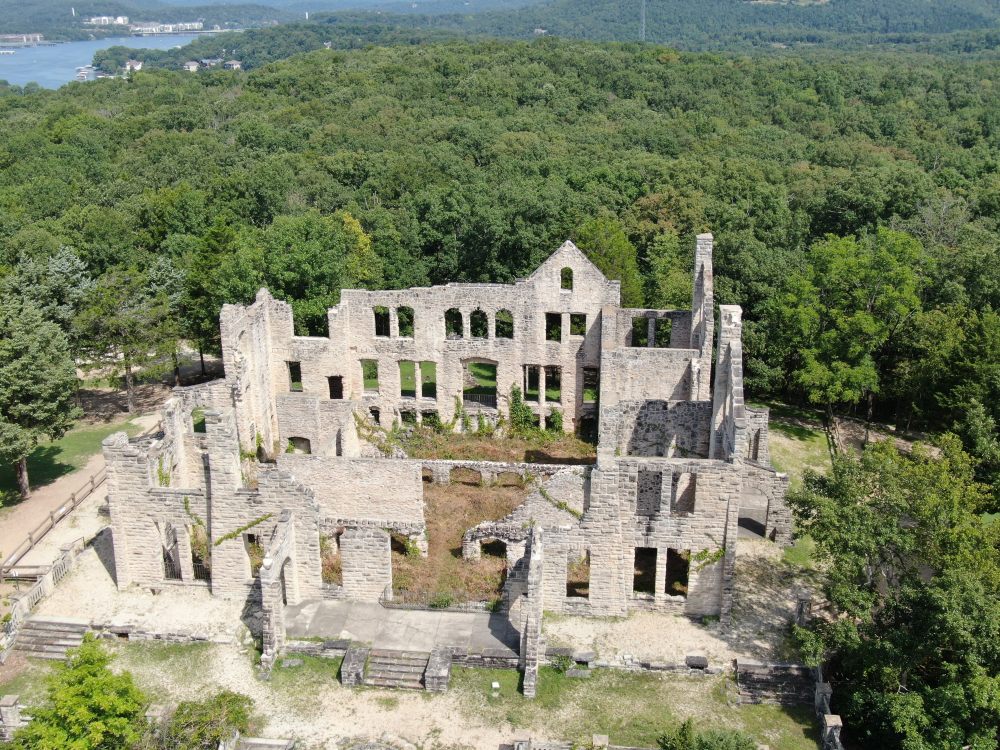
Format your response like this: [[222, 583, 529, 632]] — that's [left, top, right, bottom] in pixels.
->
[[0, 413, 161, 567]]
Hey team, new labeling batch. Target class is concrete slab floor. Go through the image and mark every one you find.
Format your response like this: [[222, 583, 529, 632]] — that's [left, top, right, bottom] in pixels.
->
[[285, 600, 520, 653]]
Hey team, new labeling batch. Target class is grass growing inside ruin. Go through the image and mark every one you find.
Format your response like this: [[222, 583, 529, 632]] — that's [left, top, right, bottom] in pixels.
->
[[0, 655, 57, 708], [389, 475, 530, 598], [402, 425, 596, 465], [451, 667, 821, 750]]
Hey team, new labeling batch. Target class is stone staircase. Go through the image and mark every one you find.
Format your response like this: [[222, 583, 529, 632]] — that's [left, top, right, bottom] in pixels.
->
[[363, 649, 430, 689], [735, 658, 814, 706], [13, 615, 91, 661]]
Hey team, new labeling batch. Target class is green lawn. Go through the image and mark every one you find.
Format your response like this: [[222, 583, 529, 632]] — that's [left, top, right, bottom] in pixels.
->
[[752, 402, 832, 488], [465, 362, 498, 396], [0, 417, 144, 503], [421, 361, 437, 398], [451, 666, 821, 750], [399, 361, 417, 398]]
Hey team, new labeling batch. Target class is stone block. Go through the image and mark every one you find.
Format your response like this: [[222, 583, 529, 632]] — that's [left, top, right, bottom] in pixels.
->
[[324, 639, 350, 650], [281, 658, 303, 668], [573, 651, 597, 663], [685, 651, 709, 669], [592, 735, 609, 749], [566, 669, 591, 678]]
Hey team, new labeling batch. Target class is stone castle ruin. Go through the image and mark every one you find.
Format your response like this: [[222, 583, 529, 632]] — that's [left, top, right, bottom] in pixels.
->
[[102, 232, 792, 686]]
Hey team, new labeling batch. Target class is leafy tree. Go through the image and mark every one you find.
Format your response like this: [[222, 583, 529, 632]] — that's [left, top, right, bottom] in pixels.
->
[[575, 217, 644, 306], [9, 636, 146, 750], [0, 295, 81, 498], [182, 219, 237, 369], [644, 230, 693, 309], [74, 268, 175, 413], [789, 437, 1000, 749], [770, 229, 922, 430]]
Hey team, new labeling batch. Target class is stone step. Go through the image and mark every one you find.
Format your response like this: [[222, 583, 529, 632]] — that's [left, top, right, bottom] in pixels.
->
[[368, 649, 431, 660], [367, 657, 428, 669], [23, 616, 91, 632], [15, 636, 83, 648], [17, 650, 70, 661], [367, 665, 427, 678], [363, 676, 425, 690]]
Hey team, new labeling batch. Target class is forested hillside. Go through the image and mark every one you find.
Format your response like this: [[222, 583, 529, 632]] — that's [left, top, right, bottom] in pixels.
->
[[6, 37, 1000, 478], [313, 0, 1000, 47]]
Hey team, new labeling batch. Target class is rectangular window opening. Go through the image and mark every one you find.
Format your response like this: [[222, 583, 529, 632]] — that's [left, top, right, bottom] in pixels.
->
[[636, 470, 662, 517], [583, 368, 600, 403], [495, 309, 514, 339], [420, 361, 437, 399], [566, 550, 590, 598], [328, 376, 343, 400], [397, 306, 414, 338], [362, 360, 379, 392], [374, 306, 390, 337], [570, 313, 587, 336], [399, 361, 416, 398], [545, 365, 561, 403], [287, 361, 303, 392], [545, 312, 563, 342], [190, 525, 211, 581], [633, 547, 657, 594], [671, 473, 696, 515], [524, 365, 540, 402], [666, 549, 690, 596], [631, 317, 649, 347], [422, 411, 441, 430], [654, 317, 672, 348], [400, 411, 417, 425], [369, 407, 381, 425]]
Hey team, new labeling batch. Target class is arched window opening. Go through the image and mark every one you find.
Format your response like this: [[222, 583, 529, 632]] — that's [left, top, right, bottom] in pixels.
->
[[495, 309, 514, 339], [445, 308, 463, 339], [561, 267, 573, 290], [470, 309, 488, 338]]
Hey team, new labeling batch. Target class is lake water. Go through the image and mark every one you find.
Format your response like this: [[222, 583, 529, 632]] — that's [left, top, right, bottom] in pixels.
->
[[0, 35, 202, 89]]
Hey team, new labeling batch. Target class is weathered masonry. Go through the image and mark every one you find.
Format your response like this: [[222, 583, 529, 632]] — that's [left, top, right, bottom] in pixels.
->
[[102, 233, 791, 675]]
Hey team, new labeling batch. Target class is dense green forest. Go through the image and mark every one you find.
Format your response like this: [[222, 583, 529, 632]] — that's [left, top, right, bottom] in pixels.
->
[[0, 0, 299, 40], [312, 0, 1000, 47], [7, 32, 1000, 748]]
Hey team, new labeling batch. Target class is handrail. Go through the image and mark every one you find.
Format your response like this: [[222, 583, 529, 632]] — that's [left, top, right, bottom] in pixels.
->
[[0, 422, 161, 578]]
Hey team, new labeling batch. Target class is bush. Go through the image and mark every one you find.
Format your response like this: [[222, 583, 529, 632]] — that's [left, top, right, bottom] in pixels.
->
[[9, 636, 146, 750], [508, 385, 535, 436], [658, 719, 757, 750], [550, 653, 573, 673], [158, 690, 254, 749], [547, 408, 563, 434]]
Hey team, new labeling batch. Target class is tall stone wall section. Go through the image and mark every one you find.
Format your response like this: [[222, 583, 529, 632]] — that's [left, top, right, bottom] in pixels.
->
[[341, 528, 392, 601], [519, 526, 545, 699], [276, 455, 424, 528]]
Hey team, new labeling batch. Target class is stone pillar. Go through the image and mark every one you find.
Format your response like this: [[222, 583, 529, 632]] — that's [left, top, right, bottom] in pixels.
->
[[177, 528, 194, 582], [520, 526, 545, 699], [341, 528, 392, 602], [815, 682, 833, 717], [709, 306, 745, 462], [389, 307, 399, 338], [431, 464, 451, 485], [654, 546, 667, 597], [462, 536, 482, 561], [410, 531, 428, 558], [647, 317, 655, 348], [822, 715, 843, 749], [0, 695, 22, 740], [462, 308, 471, 339], [538, 367, 547, 429], [487, 311, 495, 339]]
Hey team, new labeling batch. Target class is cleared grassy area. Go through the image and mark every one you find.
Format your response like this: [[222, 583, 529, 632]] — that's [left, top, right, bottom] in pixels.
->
[[400, 361, 417, 398], [752, 402, 832, 488], [451, 666, 821, 750], [0, 416, 145, 503], [465, 362, 498, 397], [782, 534, 819, 569]]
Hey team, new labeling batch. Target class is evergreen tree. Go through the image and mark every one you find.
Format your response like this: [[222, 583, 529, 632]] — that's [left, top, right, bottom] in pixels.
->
[[0, 296, 80, 499]]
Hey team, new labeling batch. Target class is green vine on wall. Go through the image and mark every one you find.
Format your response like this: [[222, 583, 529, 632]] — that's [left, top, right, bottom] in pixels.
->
[[184, 496, 206, 528], [352, 410, 403, 456], [157, 455, 171, 487], [214, 513, 274, 547], [691, 535, 726, 570], [539, 486, 583, 520]]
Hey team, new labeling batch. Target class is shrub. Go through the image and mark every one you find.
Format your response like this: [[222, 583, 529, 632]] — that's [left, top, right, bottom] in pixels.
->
[[547, 408, 563, 434], [550, 653, 572, 673], [508, 385, 535, 436], [161, 690, 254, 749], [9, 636, 146, 750], [658, 719, 757, 750]]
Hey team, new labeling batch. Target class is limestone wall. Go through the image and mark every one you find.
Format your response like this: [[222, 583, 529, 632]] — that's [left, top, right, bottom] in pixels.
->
[[275, 454, 424, 528], [341, 528, 392, 601]]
